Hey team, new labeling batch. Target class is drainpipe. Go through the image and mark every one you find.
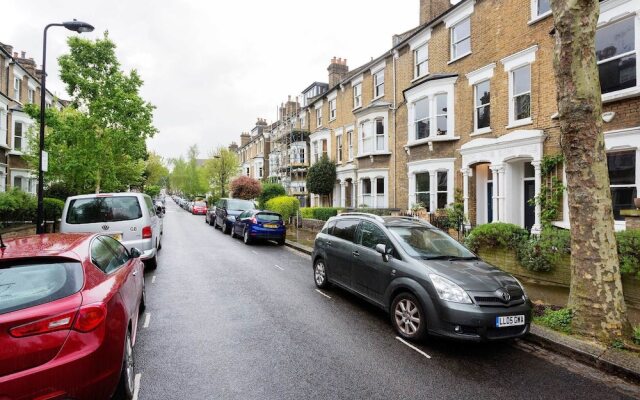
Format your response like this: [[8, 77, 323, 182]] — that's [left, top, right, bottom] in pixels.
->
[[390, 49, 399, 209]]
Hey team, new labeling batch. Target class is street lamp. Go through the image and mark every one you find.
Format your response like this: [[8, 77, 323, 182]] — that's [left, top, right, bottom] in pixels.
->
[[36, 19, 94, 234]]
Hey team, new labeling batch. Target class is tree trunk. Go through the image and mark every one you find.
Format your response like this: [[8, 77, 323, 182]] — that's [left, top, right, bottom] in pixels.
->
[[95, 170, 101, 194], [550, 0, 629, 341]]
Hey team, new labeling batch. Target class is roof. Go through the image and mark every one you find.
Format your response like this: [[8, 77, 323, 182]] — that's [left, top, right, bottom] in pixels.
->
[[0, 233, 93, 260], [67, 192, 149, 200]]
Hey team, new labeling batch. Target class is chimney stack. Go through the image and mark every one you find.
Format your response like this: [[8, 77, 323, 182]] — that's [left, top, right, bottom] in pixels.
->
[[327, 56, 349, 88], [15, 51, 37, 76], [420, 0, 452, 25], [228, 141, 239, 153], [240, 132, 251, 147]]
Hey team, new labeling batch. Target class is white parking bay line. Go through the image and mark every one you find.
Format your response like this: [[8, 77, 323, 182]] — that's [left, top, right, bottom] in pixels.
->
[[395, 336, 431, 359], [251, 250, 258, 255], [143, 312, 151, 328], [273, 264, 284, 271], [132, 373, 142, 400], [151, 275, 156, 284], [315, 289, 331, 299]]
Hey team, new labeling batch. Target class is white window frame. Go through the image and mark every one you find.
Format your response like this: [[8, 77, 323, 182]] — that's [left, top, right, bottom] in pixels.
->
[[347, 129, 354, 161], [373, 69, 385, 99], [13, 78, 21, 101], [358, 169, 388, 208], [596, 14, 638, 102], [316, 108, 322, 127], [450, 17, 471, 62], [473, 80, 491, 134], [501, 46, 538, 129], [466, 63, 496, 135], [414, 43, 429, 79], [407, 158, 456, 212], [0, 102, 7, 148], [313, 141, 319, 163], [409, 28, 431, 80], [336, 133, 343, 163], [357, 111, 388, 156], [0, 165, 6, 193], [406, 76, 458, 146], [27, 88, 35, 104], [353, 83, 362, 109], [329, 98, 337, 121], [13, 121, 24, 151], [529, 0, 552, 24]]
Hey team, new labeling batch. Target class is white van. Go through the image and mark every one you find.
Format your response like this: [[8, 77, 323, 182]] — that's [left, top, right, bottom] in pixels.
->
[[60, 192, 162, 269]]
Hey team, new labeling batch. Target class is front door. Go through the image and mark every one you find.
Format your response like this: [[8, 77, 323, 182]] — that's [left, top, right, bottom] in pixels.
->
[[524, 180, 535, 231], [487, 181, 493, 223]]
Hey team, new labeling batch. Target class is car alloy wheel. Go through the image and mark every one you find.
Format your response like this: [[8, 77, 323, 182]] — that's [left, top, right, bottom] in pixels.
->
[[391, 293, 425, 340], [222, 222, 229, 234], [243, 229, 252, 245], [314, 259, 329, 289], [115, 331, 135, 399]]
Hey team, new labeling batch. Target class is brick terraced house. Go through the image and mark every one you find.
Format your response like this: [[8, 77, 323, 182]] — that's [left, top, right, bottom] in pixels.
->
[[233, 0, 639, 232]]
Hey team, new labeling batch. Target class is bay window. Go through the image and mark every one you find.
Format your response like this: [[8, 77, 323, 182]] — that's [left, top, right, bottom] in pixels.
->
[[437, 171, 448, 209], [435, 94, 448, 136], [415, 98, 430, 140], [360, 121, 373, 154], [415, 173, 430, 211], [14, 122, 24, 151], [376, 178, 385, 208], [375, 119, 385, 151], [596, 16, 636, 95], [362, 178, 372, 207]]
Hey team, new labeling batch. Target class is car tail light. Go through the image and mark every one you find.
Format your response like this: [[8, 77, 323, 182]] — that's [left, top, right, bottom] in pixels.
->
[[73, 303, 107, 332], [9, 311, 76, 338], [250, 217, 257, 224], [142, 226, 152, 239]]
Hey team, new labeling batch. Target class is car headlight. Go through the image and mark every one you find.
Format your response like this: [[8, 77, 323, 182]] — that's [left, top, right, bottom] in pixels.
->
[[429, 274, 472, 304], [513, 277, 528, 300]]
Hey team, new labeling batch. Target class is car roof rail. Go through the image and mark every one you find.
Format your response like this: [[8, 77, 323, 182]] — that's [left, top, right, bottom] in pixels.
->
[[337, 212, 385, 223]]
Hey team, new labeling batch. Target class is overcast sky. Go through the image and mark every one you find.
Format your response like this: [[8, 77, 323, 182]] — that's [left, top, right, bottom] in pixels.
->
[[1, 0, 417, 161]]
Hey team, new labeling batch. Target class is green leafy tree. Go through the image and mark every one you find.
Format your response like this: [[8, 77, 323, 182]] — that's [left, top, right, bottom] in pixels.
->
[[258, 183, 286, 209], [184, 145, 207, 197], [306, 155, 337, 204], [25, 33, 156, 193], [145, 152, 170, 189], [169, 156, 188, 195], [204, 146, 239, 197]]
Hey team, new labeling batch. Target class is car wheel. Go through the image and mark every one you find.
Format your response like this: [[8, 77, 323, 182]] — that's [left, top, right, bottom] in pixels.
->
[[277, 237, 285, 246], [114, 331, 135, 400], [243, 229, 252, 245], [391, 293, 426, 341], [313, 258, 330, 289], [230, 227, 237, 239], [157, 239, 162, 251], [139, 279, 146, 313], [144, 254, 158, 270], [222, 222, 230, 235]]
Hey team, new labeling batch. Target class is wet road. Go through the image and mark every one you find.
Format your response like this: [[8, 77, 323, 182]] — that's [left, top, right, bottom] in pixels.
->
[[134, 199, 638, 399]]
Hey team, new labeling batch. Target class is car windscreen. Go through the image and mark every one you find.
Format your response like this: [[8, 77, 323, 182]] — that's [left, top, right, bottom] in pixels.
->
[[66, 197, 143, 224], [227, 199, 254, 211], [0, 260, 84, 315], [387, 226, 476, 259], [257, 213, 281, 222], [194, 201, 206, 207]]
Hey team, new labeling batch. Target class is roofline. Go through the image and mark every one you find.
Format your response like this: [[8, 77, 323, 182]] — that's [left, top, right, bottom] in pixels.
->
[[0, 43, 64, 101]]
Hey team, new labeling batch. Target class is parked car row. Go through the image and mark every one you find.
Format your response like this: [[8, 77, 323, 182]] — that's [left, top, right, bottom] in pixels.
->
[[172, 195, 207, 215], [0, 191, 166, 399]]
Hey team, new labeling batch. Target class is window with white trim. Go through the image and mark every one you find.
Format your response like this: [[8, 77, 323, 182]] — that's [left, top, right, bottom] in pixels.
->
[[0, 166, 6, 193], [435, 94, 448, 136], [0, 107, 7, 146], [411, 94, 449, 140], [451, 18, 471, 60], [321, 139, 328, 159], [537, 0, 550, 15], [608, 150, 636, 221], [596, 16, 636, 95], [414, 97, 430, 140], [474, 80, 491, 131], [13, 78, 21, 101], [415, 173, 430, 211], [28, 89, 35, 104], [436, 171, 448, 209], [360, 121, 373, 155], [329, 99, 337, 121], [511, 64, 531, 122], [361, 178, 372, 207], [13, 176, 23, 191], [375, 119, 385, 151], [258, 164, 263, 178], [347, 130, 353, 160], [375, 178, 385, 208], [316, 108, 322, 127], [313, 141, 319, 163], [336, 134, 343, 162], [14, 122, 24, 151], [353, 83, 362, 108], [414, 44, 428, 78], [373, 69, 384, 98]]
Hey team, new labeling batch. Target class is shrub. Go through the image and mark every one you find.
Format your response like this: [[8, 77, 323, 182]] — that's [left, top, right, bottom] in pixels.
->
[[633, 325, 640, 345], [616, 229, 640, 278], [306, 155, 337, 196], [464, 223, 529, 253], [534, 307, 573, 334], [258, 183, 286, 209], [313, 207, 340, 221], [230, 176, 262, 200], [300, 207, 314, 219], [0, 189, 37, 225], [43, 198, 65, 221], [144, 185, 161, 199], [45, 182, 76, 201], [265, 196, 300, 223], [207, 194, 220, 207], [518, 227, 571, 273], [345, 208, 395, 216]]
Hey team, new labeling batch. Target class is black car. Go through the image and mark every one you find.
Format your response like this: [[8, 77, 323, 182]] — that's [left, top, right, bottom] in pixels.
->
[[212, 198, 256, 234], [311, 213, 532, 342]]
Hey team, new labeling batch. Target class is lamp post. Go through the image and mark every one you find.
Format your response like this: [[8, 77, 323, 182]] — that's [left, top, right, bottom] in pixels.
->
[[36, 20, 94, 234]]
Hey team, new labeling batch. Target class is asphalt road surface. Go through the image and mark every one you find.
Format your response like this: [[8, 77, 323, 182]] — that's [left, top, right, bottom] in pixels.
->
[[134, 199, 639, 400]]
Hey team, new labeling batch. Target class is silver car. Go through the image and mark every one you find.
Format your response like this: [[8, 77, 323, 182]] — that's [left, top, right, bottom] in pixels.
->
[[60, 192, 162, 269]]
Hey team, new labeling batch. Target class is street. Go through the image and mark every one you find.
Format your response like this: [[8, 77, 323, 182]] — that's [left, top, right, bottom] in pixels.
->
[[134, 200, 638, 400]]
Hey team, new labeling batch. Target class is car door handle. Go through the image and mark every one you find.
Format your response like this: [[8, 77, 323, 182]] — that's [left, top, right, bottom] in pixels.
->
[[352, 251, 360, 257], [326, 241, 332, 246], [133, 270, 137, 276]]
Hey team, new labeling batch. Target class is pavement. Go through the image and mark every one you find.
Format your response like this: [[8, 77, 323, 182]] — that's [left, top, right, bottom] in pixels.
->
[[133, 199, 640, 399]]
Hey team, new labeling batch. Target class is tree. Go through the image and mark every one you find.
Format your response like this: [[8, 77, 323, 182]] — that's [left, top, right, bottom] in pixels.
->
[[306, 155, 337, 204], [258, 183, 286, 209], [28, 32, 156, 193], [230, 176, 262, 200], [145, 152, 170, 188], [550, 0, 629, 341], [184, 145, 207, 197], [204, 146, 239, 197]]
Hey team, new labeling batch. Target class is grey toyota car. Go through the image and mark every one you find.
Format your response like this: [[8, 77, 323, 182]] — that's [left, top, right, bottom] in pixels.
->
[[311, 213, 532, 341]]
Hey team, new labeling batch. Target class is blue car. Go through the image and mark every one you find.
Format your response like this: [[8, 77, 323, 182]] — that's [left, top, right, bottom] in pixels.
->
[[231, 210, 286, 246]]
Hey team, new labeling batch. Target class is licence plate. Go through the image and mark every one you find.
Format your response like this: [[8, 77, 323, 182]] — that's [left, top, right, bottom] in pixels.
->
[[110, 233, 122, 241], [496, 315, 525, 328], [264, 224, 278, 229]]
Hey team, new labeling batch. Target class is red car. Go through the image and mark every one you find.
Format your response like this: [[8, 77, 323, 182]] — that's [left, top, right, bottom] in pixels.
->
[[191, 201, 207, 215], [0, 233, 145, 400]]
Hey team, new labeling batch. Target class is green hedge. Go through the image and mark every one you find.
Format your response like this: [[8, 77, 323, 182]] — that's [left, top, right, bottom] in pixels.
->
[[300, 208, 314, 219], [299, 207, 342, 221], [258, 183, 286, 209], [0, 189, 37, 224], [464, 223, 529, 253], [265, 196, 300, 223], [43, 198, 65, 221], [617, 229, 640, 278]]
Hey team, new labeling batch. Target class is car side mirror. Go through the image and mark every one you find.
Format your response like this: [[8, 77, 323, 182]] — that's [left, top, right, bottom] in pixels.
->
[[236, 216, 241, 221], [375, 243, 393, 261], [130, 248, 142, 258], [156, 207, 163, 216]]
